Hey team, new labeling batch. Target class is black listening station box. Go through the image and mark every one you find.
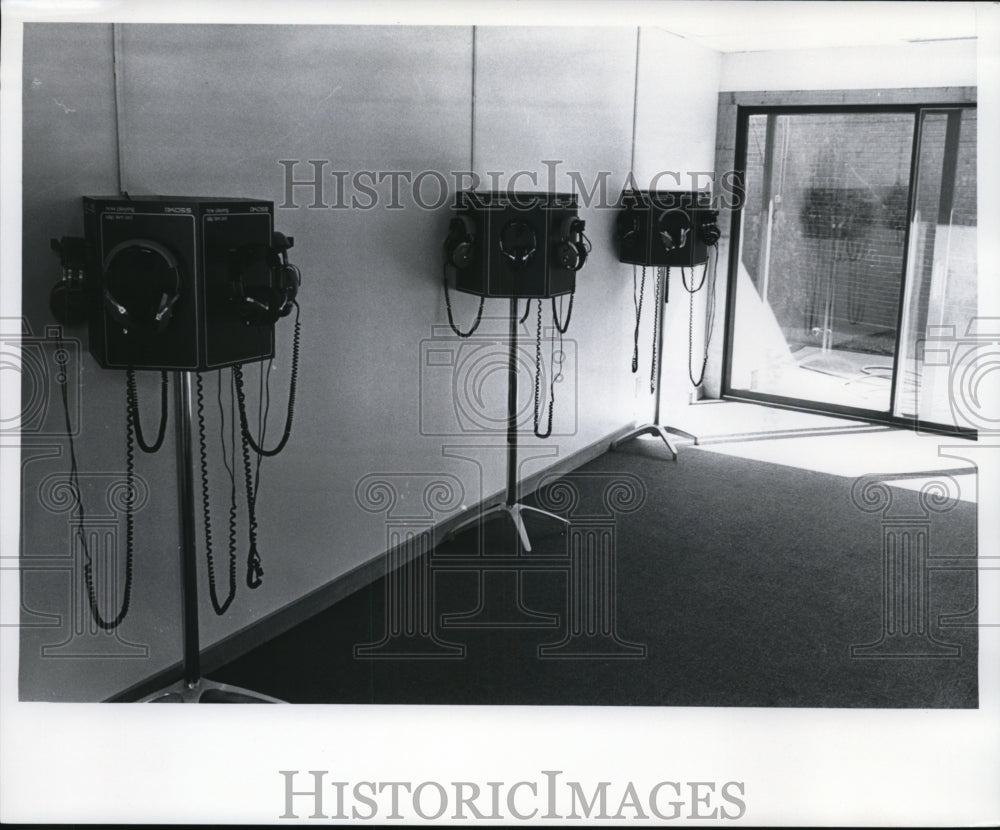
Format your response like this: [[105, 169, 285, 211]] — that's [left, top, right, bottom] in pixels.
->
[[617, 189, 716, 268], [445, 191, 580, 299], [83, 195, 276, 371]]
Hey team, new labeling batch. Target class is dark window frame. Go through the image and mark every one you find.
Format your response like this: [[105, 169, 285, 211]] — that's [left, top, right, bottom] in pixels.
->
[[721, 102, 978, 438]]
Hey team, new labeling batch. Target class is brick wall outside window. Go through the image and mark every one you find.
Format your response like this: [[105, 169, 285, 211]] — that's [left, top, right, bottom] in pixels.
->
[[738, 109, 976, 356]]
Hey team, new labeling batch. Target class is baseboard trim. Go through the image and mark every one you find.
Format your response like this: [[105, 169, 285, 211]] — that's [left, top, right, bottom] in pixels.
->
[[108, 423, 637, 702]]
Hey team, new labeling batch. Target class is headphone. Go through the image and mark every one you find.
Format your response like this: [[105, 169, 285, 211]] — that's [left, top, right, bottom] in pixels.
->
[[499, 220, 537, 269], [657, 209, 691, 253], [230, 232, 300, 326], [553, 215, 590, 271], [49, 236, 90, 325], [444, 214, 476, 269], [102, 238, 182, 335], [617, 209, 641, 243], [699, 210, 721, 246]]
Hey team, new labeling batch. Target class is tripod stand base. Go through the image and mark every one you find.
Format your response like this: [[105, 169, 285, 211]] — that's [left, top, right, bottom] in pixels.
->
[[142, 677, 284, 704], [449, 502, 570, 552], [610, 424, 680, 460]]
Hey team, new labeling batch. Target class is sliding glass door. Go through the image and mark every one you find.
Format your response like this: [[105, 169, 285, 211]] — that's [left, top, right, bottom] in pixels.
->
[[724, 104, 976, 432], [894, 108, 978, 426]]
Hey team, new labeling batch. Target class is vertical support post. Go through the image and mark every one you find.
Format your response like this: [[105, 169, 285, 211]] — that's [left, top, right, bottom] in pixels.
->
[[141, 371, 283, 702], [822, 239, 837, 353], [652, 268, 667, 426], [174, 370, 201, 687], [111, 24, 130, 197], [757, 113, 777, 303], [505, 297, 519, 508], [611, 267, 679, 457], [918, 108, 962, 334]]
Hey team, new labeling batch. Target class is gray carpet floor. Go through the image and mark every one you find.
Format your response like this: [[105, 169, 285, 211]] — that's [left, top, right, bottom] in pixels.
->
[[212, 442, 978, 707]]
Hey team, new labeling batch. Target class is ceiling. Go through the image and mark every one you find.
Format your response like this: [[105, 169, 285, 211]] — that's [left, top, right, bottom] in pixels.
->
[[648, 1, 979, 53], [1, 0, 984, 53]]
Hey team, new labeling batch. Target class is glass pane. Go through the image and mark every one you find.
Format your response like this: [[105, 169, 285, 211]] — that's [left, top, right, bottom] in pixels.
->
[[895, 108, 977, 426], [730, 112, 915, 412]]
